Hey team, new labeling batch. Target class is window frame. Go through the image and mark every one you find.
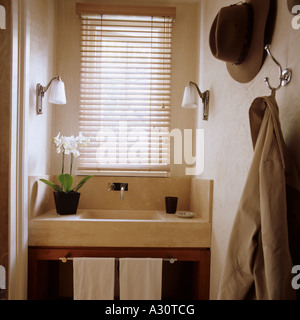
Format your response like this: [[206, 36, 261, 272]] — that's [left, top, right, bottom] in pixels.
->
[[76, 4, 176, 177]]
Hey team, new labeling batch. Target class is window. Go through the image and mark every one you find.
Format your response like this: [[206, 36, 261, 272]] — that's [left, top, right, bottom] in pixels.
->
[[77, 4, 176, 176]]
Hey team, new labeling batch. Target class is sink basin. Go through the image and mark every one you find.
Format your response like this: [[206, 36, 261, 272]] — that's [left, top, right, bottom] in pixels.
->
[[79, 210, 163, 221]]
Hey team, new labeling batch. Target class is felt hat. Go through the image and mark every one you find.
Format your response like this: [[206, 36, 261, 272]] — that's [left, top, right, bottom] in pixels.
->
[[209, 0, 272, 83]]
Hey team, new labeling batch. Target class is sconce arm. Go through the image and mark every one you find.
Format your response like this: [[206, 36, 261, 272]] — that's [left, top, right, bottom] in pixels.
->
[[36, 76, 62, 114], [189, 81, 210, 121], [38, 76, 61, 95], [189, 81, 205, 99]]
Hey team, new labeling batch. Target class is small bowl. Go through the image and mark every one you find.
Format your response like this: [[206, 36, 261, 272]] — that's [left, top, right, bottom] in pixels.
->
[[175, 211, 195, 219]]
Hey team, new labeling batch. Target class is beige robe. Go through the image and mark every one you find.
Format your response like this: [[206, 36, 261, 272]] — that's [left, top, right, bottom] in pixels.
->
[[218, 95, 300, 300]]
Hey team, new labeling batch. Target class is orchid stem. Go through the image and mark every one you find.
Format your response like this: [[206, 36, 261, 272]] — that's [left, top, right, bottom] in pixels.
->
[[70, 154, 74, 175], [62, 152, 65, 174]]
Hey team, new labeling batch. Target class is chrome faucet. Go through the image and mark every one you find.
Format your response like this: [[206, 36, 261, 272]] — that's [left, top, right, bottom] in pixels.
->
[[120, 184, 126, 200], [108, 183, 115, 191], [108, 182, 128, 200]]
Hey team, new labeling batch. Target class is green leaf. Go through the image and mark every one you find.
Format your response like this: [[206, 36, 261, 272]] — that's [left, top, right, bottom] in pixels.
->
[[39, 179, 62, 192], [72, 175, 93, 192], [58, 174, 74, 192]]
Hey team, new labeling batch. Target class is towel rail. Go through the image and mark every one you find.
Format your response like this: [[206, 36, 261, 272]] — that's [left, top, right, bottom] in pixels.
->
[[59, 256, 177, 264]]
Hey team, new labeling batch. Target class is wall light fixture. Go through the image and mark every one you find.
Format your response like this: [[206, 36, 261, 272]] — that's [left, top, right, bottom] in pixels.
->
[[182, 81, 210, 121], [36, 76, 66, 114]]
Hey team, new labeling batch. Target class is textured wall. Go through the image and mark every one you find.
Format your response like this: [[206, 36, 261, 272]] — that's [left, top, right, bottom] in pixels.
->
[[197, 0, 300, 299], [27, 0, 55, 175], [0, 0, 10, 300]]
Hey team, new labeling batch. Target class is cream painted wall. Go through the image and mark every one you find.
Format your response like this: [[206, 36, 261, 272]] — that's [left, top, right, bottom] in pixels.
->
[[197, 0, 300, 299], [27, 0, 55, 175], [53, 0, 200, 177], [25, 0, 300, 300]]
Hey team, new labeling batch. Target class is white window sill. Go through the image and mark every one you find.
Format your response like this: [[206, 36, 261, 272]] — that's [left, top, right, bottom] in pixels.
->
[[75, 170, 170, 178]]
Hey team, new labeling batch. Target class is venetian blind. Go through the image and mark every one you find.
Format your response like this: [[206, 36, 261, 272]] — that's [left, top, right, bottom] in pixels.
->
[[77, 6, 175, 174]]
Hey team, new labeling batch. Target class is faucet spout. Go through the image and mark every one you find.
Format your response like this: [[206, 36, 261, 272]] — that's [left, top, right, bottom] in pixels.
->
[[107, 182, 128, 200], [120, 184, 125, 200]]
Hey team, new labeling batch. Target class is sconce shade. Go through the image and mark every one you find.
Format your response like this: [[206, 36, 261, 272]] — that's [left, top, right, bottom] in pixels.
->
[[48, 79, 67, 105], [182, 84, 198, 109], [181, 81, 210, 120]]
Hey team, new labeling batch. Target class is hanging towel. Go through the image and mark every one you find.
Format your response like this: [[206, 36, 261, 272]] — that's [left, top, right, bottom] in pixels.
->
[[73, 258, 115, 300], [0, 265, 5, 290], [218, 95, 300, 300], [119, 258, 163, 300]]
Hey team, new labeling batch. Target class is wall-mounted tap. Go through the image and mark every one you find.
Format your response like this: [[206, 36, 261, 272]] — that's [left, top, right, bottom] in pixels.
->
[[120, 183, 126, 201], [107, 182, 128, 200], [108, 183, 115, 191]]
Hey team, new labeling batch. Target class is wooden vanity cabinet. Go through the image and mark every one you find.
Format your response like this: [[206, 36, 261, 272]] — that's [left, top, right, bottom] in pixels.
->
[[28, 246, 210, 300]]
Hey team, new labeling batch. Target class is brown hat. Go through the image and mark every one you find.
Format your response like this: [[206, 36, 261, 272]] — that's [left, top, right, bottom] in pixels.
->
[[209, 0, 271, 83]]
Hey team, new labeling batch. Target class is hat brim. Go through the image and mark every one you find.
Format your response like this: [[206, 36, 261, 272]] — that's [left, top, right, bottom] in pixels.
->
[[226, 0, 271, 83]]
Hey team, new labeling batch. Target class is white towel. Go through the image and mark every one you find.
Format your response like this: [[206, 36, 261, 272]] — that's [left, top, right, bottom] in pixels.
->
[[119, 258, 163, 300], [73, 258, 115, 300], [0, 265, 5, 290]]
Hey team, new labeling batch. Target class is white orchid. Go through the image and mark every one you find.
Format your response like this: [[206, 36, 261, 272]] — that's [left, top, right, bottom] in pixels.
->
[[77, 133, 89, 148], [40, 133, 92, 193], [52, 132, 63, 153], [51, 133, 89, 174], [52, 133, 89, 155], [61, 136, 75, 155]]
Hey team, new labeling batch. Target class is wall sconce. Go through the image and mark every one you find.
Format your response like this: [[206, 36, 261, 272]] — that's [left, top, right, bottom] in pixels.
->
[[182, 81, 210, 121], [36, 76, 66, 114]]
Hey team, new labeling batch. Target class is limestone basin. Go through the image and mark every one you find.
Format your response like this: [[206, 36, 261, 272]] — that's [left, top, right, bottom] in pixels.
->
[[28, 209, 212, 247], [78, 209, 164, 221]]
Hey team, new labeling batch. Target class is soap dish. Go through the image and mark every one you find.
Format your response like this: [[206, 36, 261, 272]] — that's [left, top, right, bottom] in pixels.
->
[[175, 211, 195, 218]]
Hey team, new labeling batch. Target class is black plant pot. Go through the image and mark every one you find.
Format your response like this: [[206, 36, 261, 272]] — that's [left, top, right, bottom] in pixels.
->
[[53, 191, 80, 215]]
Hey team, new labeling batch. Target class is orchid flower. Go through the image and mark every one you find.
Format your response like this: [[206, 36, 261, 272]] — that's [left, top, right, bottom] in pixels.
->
[[40, 133, 92, 193], [52, 132, 63, 153]]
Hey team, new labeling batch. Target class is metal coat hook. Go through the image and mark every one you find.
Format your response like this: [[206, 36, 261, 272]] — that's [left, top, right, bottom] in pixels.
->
[[264, 44, 292, 94]]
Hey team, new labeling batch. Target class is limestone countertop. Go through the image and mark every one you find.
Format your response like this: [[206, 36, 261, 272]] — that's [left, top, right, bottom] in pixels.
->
[[28, 209, 211, 248]]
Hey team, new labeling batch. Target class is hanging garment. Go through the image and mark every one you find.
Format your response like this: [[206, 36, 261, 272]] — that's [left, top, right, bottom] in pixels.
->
[[218, 95, 300, 300]]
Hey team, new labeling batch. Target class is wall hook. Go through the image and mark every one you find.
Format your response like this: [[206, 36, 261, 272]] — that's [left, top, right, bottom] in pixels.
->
[[264, 44, 292, 93]]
